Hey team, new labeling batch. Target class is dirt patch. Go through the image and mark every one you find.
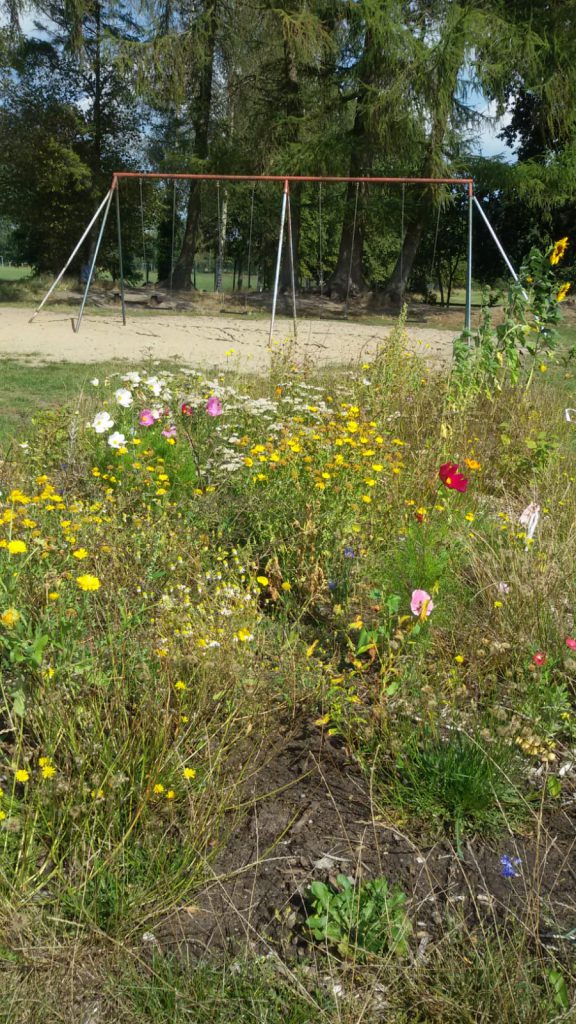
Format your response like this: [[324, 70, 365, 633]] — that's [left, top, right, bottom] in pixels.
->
[[155, 720, 576, 962], [0, 304, 456, 370]]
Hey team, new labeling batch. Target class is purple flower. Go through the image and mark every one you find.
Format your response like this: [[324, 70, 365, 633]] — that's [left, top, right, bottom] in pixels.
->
[[162, 424, 177, 439], [500, 854, 521, 878], [328, 580, 337, 591], [206, 395, 223, 417], [343, 546, 355, 559]]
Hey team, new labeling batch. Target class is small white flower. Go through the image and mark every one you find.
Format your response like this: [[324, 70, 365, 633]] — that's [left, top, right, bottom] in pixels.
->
[[122, 372, 141, 385], [92, 411, 114, 434], [90, 378, 99, 386], [115, 388, 133, 408], [107, 431, 126, 449]]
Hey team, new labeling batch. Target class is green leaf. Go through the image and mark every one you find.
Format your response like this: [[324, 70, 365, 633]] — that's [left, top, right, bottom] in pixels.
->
[[548, 970, 570, 1010], [12, 689, 25, 718]]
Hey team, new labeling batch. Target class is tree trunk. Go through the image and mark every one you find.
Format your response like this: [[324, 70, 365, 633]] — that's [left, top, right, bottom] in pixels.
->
[[214, 187, 228, 291], [327, 180, 366, 299], [327, 31, 375, 299], [170, 181, 202, 290], [381, 215, 427, 308], [169, 4, 217, 290]]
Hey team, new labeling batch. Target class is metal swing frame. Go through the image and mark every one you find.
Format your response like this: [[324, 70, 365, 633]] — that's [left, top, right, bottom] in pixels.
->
[[32, 171, 515, 338]]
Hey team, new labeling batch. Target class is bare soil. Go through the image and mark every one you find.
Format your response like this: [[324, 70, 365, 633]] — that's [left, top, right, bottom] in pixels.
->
[[156, 719, 576, 963], [0, 296, 457, 369]]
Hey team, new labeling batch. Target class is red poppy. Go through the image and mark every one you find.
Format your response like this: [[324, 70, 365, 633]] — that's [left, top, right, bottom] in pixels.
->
[[533, 652, 547, 667], [181, 402, 194, 416], [566, 637, 576, 651], [439, 462, 469, 493]]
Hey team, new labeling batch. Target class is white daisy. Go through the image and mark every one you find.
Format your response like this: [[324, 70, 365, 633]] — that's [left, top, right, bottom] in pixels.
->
[[92, 411, 114, 434]]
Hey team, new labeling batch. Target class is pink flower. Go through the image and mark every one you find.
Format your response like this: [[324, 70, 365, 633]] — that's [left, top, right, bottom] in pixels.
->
[[162, 424, 177, 439], [533, 651, 547, 667], [410, 589, 434, 618], [139, 409, 155, 427], [206, 395, 223, 417], [565, 637, 576, 651]]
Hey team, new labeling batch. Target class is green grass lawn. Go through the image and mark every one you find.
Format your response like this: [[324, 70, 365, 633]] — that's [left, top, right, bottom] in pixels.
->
[[0, 264, 32, 281]]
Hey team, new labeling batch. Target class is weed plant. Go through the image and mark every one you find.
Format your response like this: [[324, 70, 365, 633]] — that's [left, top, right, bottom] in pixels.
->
[[1, 245, 576, 1020]]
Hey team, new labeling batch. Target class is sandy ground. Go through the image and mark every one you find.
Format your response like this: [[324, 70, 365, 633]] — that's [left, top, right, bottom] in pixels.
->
[[0, 306, 457, 369]]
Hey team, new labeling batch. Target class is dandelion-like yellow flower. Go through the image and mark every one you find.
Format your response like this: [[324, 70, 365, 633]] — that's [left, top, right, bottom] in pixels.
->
[[174, 681, 187, 691], [7, 540, 26, 555], [153, 784, 165, 794], [183, 767, 196, 780], [0, 810, 6, 821], [166, 789, 176, 800], [557, 282, 571, 302], [76, 574, 101, 592], [256, 576, 269, 587], [1, 608, 20, 628], [72, 548, 89, 560], [48, 592, 60, 601], [41, 765, 56, 779], [464, 458, 481, 470], [550, 237, 568, 265], [15, 769, 29, 783]]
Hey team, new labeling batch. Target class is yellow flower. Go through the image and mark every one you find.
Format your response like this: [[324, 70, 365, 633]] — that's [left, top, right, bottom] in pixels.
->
[[166, 789, 175, 800], [38, 757, 50, 767], [41, 765, 56, 779], [550, 237, 568, 265], [557, 282, 571, 302], [281, 581, 291, 592], [494, 600, 503, 609], [244, 457, 254, 467], [361, 495, 372, 503], [236, 627, 253, 642], [1, 608, 20, 628], [0, 810, 6, 821], [48, 592, 60, 601], [72, 548, 89, 560], [454, 655, 464, 664], [464, 458, 481, 470], [174, 680, 187, 691], [15, 769, 29, 783], [346, 421, 359, 433], [76, 574, 101, 592], [465, 512, 475, 522], [182, 767, 196, 780], [7, 540, 26, 555], [539, 363, 547, 373], [180, 715, 189, 724], [256, 576, 269, 586], [153, 783, 165, 794]]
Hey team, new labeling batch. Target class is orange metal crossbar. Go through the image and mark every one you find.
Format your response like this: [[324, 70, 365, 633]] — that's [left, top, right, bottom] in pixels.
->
[[112, 172, 473, 190]]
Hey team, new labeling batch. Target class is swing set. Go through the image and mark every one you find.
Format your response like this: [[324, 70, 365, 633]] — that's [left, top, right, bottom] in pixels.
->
[[31, 172, 520, 339]]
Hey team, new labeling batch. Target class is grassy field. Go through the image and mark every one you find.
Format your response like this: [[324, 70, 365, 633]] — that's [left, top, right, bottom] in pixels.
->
[[0, 264, 32, 281], [1, 290, 576, 1022]]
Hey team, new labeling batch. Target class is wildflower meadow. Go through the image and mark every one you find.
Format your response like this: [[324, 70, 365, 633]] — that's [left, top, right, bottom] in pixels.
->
[[1, 243, 576, 1022]]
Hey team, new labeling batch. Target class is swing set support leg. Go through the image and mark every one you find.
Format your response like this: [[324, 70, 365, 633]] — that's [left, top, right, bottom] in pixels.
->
[[269, 180, 289, 347], [29, 188, 114, 324], [74, 185, 116, 335]]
